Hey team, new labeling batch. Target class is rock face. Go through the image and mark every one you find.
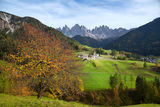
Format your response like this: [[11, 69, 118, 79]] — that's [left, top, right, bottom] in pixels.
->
[[58, 24, 96, 39], [91, 26, 129, 39], [58, 24, 130, 39], [0, 11, 20, 33]]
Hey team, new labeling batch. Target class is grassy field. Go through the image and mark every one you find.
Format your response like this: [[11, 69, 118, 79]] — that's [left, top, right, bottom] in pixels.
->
[[80, 55, 160, 90], [124, 104, 160, 107], [0, 94, 160, 107], [0, 94, 104, 107]]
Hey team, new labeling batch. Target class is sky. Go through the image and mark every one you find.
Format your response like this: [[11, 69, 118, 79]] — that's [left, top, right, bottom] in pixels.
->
[[0, 0, 160, 29]]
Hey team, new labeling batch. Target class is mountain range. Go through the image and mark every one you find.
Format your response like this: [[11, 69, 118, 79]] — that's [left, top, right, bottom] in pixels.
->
[[57, 24, 130, 39], [58, 17, 160, 56]]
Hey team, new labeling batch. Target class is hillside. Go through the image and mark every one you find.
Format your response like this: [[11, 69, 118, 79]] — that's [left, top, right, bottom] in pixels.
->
[[0, 94, 101, 107], [106, 18, 160, 56], [0, 11, 78, 47], [73, 35, 115, 48]]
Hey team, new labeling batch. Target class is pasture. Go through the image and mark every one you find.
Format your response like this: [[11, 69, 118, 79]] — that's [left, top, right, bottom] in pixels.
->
[[80, 56, 159, 90]]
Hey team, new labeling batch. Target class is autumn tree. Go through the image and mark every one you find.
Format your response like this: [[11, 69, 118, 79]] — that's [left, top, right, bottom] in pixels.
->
[[9, 24, 83, 98], [112, 86, 122, 106]]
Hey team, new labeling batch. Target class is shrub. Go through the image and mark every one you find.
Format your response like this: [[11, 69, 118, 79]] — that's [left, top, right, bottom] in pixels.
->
[[95, 48, 105, 55], [117, 56, 126, 60], [82, 47, 89, 51], [110, 73, 121, 89], [143, 62, 147, 68], [90, 61, 96, 67]]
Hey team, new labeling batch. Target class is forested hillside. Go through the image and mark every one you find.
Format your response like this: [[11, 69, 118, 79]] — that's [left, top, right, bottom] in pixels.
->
[[106, 18, 160, 56]]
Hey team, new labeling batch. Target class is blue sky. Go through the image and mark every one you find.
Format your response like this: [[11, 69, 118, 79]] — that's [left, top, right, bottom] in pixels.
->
[[0, 0, 160, 29]]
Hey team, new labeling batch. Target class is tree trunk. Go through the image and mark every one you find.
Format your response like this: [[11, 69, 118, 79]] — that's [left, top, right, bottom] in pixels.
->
[[37, 78, 42, 99], [37, 90, 42, 99]]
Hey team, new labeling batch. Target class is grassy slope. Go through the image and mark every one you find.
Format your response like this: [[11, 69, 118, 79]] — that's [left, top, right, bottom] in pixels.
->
[[0, 94, 104, 107], [0, 94, 159, 107], [81, 55, 160, 90], [124, 104, 160, 107]]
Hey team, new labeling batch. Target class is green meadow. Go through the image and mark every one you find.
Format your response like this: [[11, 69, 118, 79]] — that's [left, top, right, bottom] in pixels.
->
[[123, 104, 160, 107], [80, 55, 159, 91], [1, 93, 159, 107], [0, 94, 104, 107]]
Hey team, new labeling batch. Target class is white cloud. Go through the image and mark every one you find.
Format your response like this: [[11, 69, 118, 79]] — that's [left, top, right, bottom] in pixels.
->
[[0, 0, 160, 29]]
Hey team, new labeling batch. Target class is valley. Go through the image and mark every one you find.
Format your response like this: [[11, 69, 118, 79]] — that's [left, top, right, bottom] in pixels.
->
[[77, 50, 160, 90], [0, 10, 160, 107]]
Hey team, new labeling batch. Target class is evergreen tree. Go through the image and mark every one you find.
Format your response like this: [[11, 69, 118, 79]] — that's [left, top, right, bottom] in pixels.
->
[[154, 77, 160, 89], [110, 73, 120, 89], [143, 62, 147, 68], [135, 76, 146, 103]]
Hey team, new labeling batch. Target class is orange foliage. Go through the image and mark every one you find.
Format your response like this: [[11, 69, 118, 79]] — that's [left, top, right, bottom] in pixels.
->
[[8, 23, 80, 98]]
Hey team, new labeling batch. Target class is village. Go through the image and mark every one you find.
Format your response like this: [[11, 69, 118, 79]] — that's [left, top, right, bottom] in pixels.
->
[[77, 51, 101, 61]]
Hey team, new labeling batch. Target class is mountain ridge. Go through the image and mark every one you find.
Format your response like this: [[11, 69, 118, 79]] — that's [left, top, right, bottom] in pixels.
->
[[106, 17, 160, 56], [72, 35, 114, 48], [57, 24, 130, 39], [0, 11, 78, 48]]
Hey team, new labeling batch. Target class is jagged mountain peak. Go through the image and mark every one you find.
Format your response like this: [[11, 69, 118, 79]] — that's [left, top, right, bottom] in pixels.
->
[[58, 24, 130, 39], [58, 24, 96, 39], [73, 24, 80, 27], [63, 24, 70, 29], [71, 24, 88, 31]]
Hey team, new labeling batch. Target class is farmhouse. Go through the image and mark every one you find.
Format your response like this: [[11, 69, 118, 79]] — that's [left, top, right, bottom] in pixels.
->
[[78, 52, 100, 60], [78, 53, 89, 61]]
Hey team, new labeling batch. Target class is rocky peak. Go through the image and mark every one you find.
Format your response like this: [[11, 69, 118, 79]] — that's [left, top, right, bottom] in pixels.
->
[[58, 24, 96, 39], [62, 25, 70, 32], [58, 24, 130, 39]]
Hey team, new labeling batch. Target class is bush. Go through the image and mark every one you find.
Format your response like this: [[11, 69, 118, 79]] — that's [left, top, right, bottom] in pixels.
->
[[111, 50, 118, 56], [90, 61, 96, 67], [117, 56, 126, 60], [42, 92, 55, 98], [0, 71, 9, 93], [110, 73, 121, 89], [82, 47, 89, 51], [104, 52, 108, 55], [143, 62, 147, 68], [95, 48, 105, 55]]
